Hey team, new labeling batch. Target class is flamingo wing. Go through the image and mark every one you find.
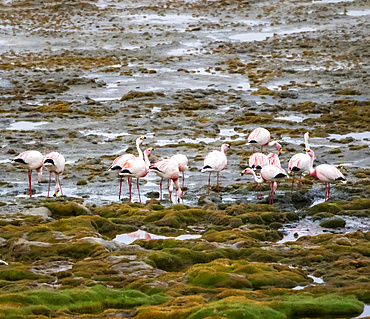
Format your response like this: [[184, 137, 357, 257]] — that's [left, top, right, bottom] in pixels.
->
[[249, 153, 268, 169]]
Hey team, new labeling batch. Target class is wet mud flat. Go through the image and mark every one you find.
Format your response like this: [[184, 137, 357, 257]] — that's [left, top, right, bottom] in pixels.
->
[[0, 0, 369, 318]]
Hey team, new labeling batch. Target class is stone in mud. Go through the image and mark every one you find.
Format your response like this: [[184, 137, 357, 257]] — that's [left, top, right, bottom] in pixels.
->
[[320, 218, 346, 228], [21, 207, 52, 221]]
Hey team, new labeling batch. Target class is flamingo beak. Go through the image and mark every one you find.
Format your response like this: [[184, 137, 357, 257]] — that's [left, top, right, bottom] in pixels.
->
[[149, 147, 153, 151], [141, 136, 146, 140], [305, 148, 309, 152], [53, 191, 58, 197], [278, 148, 283, 156], [241, 170, 245, 176]]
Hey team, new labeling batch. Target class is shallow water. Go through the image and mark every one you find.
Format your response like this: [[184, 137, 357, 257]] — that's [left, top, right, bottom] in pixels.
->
[[113, 230, 201, 245], [6, 121, 49, 131]]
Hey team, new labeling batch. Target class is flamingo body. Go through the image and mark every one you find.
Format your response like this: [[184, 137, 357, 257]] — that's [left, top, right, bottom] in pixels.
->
[[44, 151, 65, 197], [288, 153, 311, 193], [246, 127, 282, 153], [306, 149, 346, 201], [267, 153, 281, 167], [12, 150, 44, 197]]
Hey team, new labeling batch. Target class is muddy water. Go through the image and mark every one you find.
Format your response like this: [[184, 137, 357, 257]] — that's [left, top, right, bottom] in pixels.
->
[[0, 0, 369, 211]]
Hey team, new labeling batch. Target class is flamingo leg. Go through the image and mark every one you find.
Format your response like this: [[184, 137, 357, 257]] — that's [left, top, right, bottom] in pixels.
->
[[119, 176, 122, 200], [290, 177, 294, 195], [58, 174, 63, 196], [137, 178, 141, 203], [28, 170, 32, 197], [168, 179, 171, 202], [298, 174, 302, 191], [160, 178, 163, 200], [182, 172, 185, 191], [270, 182, 274, 205], [324, 183, 328, 201], [128, 177, 132, 202], [48, 172, 51, 197], [327, 183, 331, 201], [208, 172, 211, 195], [217, 172, 220, 194]]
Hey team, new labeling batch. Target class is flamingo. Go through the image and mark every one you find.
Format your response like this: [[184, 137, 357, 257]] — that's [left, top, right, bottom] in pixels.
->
[[267, 152, 281, 167], [150, 158, 182, 202], [11, 150, 44, 197], [305, 149, 346, 201], [119, 147, 153, 203], [169, 154, 188, 189], [249, 152, 268, 170], [288, 132, 311, 193], [43, 151, 65, 197], [241, 165, 288, 204], [106, 136, 146, 200], [246, 127, 282, 154], [201, 144, 229, 195]]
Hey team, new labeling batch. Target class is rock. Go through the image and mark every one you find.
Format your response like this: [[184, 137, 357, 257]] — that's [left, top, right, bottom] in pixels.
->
[[320, 218, 346, 228], [31, 260, 74, 275], [9, 238, 51, 253], [79, 237, 142, 252], [22, 207, 52, 221], [279, 91, 299, 99]]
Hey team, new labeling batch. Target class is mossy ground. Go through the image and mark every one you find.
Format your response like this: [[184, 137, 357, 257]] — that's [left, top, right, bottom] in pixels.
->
[[0, 197, 368, 318]]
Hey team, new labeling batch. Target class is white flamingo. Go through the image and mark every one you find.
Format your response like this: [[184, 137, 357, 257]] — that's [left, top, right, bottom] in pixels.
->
[[44, 151, 65, 197], [288, 132, 311, 193], [305, 149, 346, 201], [119, 147, 152, 202], [201, 144, 229, 195], [11, 150, 44, 197], [169, 154, 188, 189], [247, 127, 282, 153], [106, 136, 146, 200], [242, 165, 288, 204], [150, 158, 182, 202]]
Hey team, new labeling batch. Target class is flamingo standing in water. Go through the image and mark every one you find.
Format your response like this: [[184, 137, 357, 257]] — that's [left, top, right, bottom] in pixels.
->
[[169, 154, 188, 189], [288, 132, 311, 193], [241, 165, 288, 204], [246, 127, 282, 154], [106, 136, 147, 200], [11, 150, 44, 197], [201, 144, 229, 195], [119, 147, 153, 203], [305, 149, 346, 201], [150, 158, 182, 202], [44, 151, 65, 197]]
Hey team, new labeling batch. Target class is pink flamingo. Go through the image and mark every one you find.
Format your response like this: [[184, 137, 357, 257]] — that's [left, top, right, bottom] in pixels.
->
[[169, 154, 188, 189], [249, 152, 268, 170], [201, 144, 229, 195], [267, 152, 281, 167], [246, 127, 282, 154], [43, 151, 65, 197], [241, 165, 288, 204], [11, 150, 44, 197], [150, 159, 182, 202], [288, 133, 311, 193], [106, 136, 146, 200], [119, 147, 153, 202], [305, 149, 346, 201]]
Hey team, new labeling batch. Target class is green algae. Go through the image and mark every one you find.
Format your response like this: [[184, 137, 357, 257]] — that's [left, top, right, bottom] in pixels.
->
[[0, 285, 167, 319]]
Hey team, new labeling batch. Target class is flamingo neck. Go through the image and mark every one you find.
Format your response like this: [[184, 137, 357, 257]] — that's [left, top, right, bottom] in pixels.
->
[[304, 133, 310, 150], [144, 152, 150, 166], [250, 170, 263, 184], [136, 139, 143, 159], [267, 140, 276, 147], [308, 151, 316, 175]]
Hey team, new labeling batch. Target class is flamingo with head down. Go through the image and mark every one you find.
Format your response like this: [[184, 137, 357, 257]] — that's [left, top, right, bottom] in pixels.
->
[[169, 154, 188, 189], [150, 158, 182, 202], [288, 132, 311, 194], [241, 165, 288, 204], [305, 148, 346, 201], [11, 150, 44, 197], [44, 151, 65, 197], [246, 127, 282, 154], [201, 144, 229, 195]]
